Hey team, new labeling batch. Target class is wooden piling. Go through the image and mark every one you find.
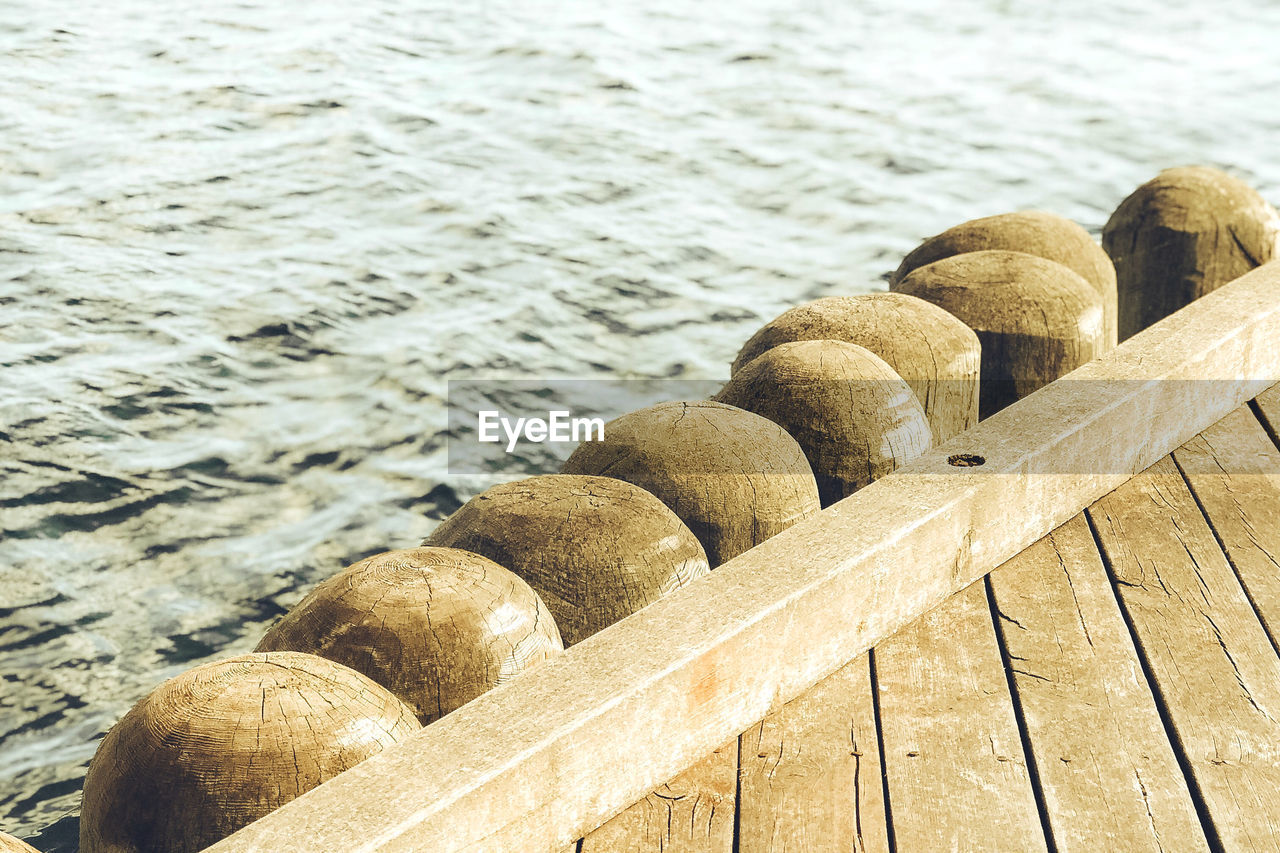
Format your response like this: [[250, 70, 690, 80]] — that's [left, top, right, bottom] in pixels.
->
[[892, 250, 1108, 418], [79, 652, 418, 853], [424, 475, 709, 645], [890, 210, 1118, 347], [1102, 165, 1280, 340], [560, 401, 820, 567], [715, 339, 932, 506], [255, 547, 563, 724], [732, 292, 980, 443]]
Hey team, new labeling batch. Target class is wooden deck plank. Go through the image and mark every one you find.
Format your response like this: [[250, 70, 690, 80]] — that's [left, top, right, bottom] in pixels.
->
[[208, 265, 1280, 853], [578, 742, 736, 853], [735, 657, 889, 853], [1088, 457, 1280, 851], [874, 582, 1048, 852], [1173, 404, 1280, 650], [987, 514, 1210, 852], [1250, 383, 1280, 445]]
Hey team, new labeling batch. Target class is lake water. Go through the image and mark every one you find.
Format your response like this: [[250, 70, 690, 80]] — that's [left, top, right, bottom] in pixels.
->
[[2, 0, 1278, 848]]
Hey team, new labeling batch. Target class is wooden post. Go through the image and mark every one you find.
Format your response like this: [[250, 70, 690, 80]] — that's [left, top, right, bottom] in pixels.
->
[[715, 339, 932, 506], [890, 210, 1118, 348], [731, 292, 980, 443], [561, 401, 820, 567], [79, 652, 419, 853], [1103, 165, 1280, 340], [424, 475, 709, 645], [892, 250, 1108, 418], [256, 547, 563, 724], [0, 833, 41, 853]]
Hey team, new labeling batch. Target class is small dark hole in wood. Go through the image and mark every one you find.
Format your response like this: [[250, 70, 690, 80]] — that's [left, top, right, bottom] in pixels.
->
[[948, 453, 986, 467]]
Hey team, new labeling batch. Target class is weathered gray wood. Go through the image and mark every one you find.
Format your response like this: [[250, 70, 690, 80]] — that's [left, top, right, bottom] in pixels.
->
[[732, 297, 974, 852], [875, 582, 1047, 852], [1089, 457, 1280, 851], [715, 339, 932, 506], [1174, 405, 1280, 648], [425, 475, 709, 646], [561, 401, 820, 567], [1103, 166, 1280, 340], [1249, 382, 1280, 449], [255, 548, 564, 725], [729, 293, 981, 443], [732, 287, 983, 853], [82, 653, 421, 853], [892, 249, 1110, 418], [987, 514, 1209, 852], [578, 742, 736, 853], [876, 246, 1109, 851], [736, 657, 888, 853], [890, 209, 1119, 347], [206, 263, 1280, 853]]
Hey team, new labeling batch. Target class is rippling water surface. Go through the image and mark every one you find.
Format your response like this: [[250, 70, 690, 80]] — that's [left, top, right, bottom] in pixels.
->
[[2, 0, 1279, 847]]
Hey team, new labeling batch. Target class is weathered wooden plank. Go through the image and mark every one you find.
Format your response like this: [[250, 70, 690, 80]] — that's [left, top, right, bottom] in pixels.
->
[[736, 657, 888, 853], [875, 582, 1047, 852], [1251, 383, 1280, 444], [207, 264, 1280, 853], [987, 514, 1209, 852], [1174, 404, 1280, 648], [1089, 457, 1280, 851], [579, 742, 735, 853]]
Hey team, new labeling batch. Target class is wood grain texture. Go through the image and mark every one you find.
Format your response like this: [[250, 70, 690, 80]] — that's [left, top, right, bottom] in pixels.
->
[[729, 292, 981, 443], [890, 210, 1119, 347], [561, 401, 820, 567], [1174, 405, 1280, 648], [734, 308, 965, 852], [207, 264, 1280, 853], [715, 339, 932, 506], [81, 653, 419, 853], [1103, 166, 1280, 341], [1252, 383, 1280, 442], [1089, 457, 1280, 851], [892, 249, 1109, 418], [987, 514, 1209, 852], [425, 475, 709, 645], [875, 582, 1047, 853], [578, 741, 736, 853], [736, 657, 888, 853], [0, 832, 41, 853], [255, 547, 563, 724]]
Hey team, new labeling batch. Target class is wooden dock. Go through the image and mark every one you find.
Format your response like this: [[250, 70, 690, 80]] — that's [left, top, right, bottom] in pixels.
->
[[576, 385, 1280, 852], [206, 261, 1280, 853]]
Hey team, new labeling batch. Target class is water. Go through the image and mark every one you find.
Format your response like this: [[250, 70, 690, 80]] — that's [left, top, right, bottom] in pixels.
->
[[2, 0, 1278, 848]]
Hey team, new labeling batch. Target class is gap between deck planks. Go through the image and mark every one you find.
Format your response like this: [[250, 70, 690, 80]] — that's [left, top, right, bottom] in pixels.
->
[[1093, 387, 1280, 851], [579, 390, 1280, 852], [990, 515, 1207, 852], [735, 656, 887, 853], [876, 581, 1047, 852]]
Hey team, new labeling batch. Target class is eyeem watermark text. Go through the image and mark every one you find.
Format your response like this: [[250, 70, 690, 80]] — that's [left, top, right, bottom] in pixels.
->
[[478, 410, 606, 453]]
